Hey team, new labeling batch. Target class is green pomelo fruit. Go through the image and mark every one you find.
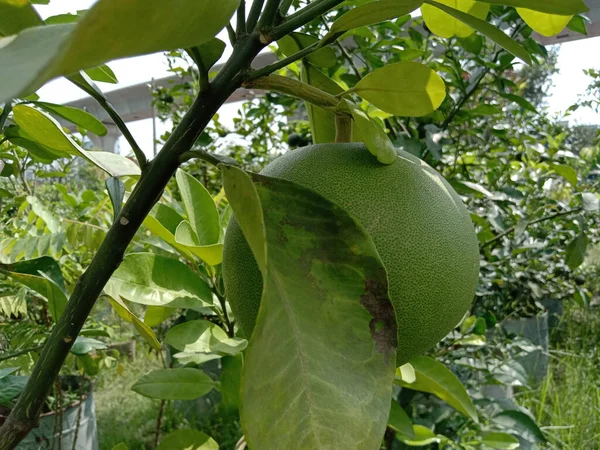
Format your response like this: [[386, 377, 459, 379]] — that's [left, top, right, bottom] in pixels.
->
[[223, 143, 479, 366]]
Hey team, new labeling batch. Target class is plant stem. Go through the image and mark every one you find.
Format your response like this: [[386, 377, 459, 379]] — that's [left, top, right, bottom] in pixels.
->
[[69, 78, 148, 170], [0, 102, 12, 130], [482, 208, 582, 248], [335, 114, 352, 142], [227, 23, 237, 45], [154, 400, 166, 447], [237, 0, 246, 37], [257, 0, 282, 31], [0, 33, 265, 450], [179, 149, 239, 167], [271, 0, 344, 40], [243, 74, 340, 108], [246, 42, 319, 80], [0, 345, 44, 363], [247, 0, 265, 31]]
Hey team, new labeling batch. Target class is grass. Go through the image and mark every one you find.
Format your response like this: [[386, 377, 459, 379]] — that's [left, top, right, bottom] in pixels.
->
[[94, 354, 165, 450], [516, 305, 600, 449]]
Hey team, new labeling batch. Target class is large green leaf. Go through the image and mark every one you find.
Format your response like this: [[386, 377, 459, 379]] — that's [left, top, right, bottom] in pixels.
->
[[479, 431, 520, 449], [131, 368, 215, 400], [220, 354, 243, 414], [222, 165, 397, 450], [425, 0, 532, 64], [346, 101, 397, 164], [551, 164, 578, 186], [0, 0, 43, 36], [104, 253, 213, 310], [70, 336, 107, 355], [323, 0, 423, 44], [12, 105, 140, 176], [388, 401, 415, 438], [517, 9, 571, 37], [176, 170, 220, 245], [354, 62, 446, 117], [422, 0, 490, 38], [566, 232, 588, 270], [165, 320, 247, 355], [174, 220, 223, 266], [477, 0, 587, 15], [143, 204, 196, 262], [278, 32, 337, 68], [396, 356, 478, 422], [0, 0, 240, 102], [492, 410, 546, 443], [156, 429, 218, 450], [34, 101, 107, 136], [300, 63, 343, 145], [106, 295, 160, 350]]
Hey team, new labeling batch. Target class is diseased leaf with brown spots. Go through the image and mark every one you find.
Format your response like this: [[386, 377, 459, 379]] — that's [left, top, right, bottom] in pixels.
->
[[222, 165, 397, 450]]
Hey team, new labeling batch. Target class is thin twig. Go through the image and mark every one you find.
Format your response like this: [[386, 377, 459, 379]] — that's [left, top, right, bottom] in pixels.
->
[[71, 374, 85, 450], [246, 43, 320, 80], [227, 23, 237, 46], [0, 345, 44, 363], [482, 208, 582, 248], [69, 76, 147, 169], [257, 0, 283, 31], [237, 0, 246, 37], [246, 0, 266, 31], [179, 150, 240, 167], [271, 0, 344, 41], [154, 400, 166, 447], [0, 102, 12, 130]]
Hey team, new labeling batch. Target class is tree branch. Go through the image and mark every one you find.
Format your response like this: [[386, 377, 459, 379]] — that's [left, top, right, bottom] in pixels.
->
[[481, 208, 582, 249], [0, 345, 44, 363], [247, 0, 265, 32], [256, 0, 283, 31], [0, 33, 265, 450], [271, 0, 344, 41], [0, 102, 12, 130], [237, 0, 246, 37], [69, 78, 148, 169]]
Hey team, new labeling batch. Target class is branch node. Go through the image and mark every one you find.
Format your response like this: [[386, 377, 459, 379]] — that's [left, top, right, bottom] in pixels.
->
[[119, 217, 130, 226], [259, 31, 273, 45]]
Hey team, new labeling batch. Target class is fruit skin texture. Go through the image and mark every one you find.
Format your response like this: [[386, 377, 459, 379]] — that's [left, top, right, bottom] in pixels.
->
[[223, 143, 480, 366]]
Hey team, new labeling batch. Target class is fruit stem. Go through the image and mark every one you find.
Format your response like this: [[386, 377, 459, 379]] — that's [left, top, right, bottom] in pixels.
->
[[335, 114, 352, 143]]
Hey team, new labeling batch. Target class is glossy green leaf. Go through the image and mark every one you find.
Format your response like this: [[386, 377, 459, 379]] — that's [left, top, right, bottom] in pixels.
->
[[104, 253, 213, 310], [422, 0, 490, 38], [166, 320, 247, 355], [26, 196, 60, 233], [0, 270, 66, 322], [397, 363, 416, 383], [278, 32, 337, 68], [551, 164, 577, 186], [517, 8, 571, 37], [131, 368, 215, 400], [347, 102, 397, 164], [480, 431, 520, 449], [85, 64, 118, 84], [388, 401, 415, 438], [34, 101, 107, 136], [106, 177, 125, 221], [396, 356, 478, 422], [70, 336, 107, 355], [174, 220, 224, 266], [567, 15, 587, 35], [193, 38, 226, 72], [222, 165, 397, 450], [107, 295, 161, 350], [156, 429, 218, 450], [12, 105, 140, 176], [0, 256, 65, 291], [220, 354, 243, 414], [323, 0, 423, 44], [0, 0, 240, 102], [144, 305, 175, 327], [354, 62, 446, 117], [425, 0, 532, 64], [176, 170, 220, 245], [173, 352, 221, 366], [566, 232, 588, 270], [398, 425, 441, 446], [301, 62, 343, 144], [477, 0, 587, 15], [492, 410, 546, 443], [143, 204, 196, 262], [499, 92, 538, 113], [0, 0, 43, 36]]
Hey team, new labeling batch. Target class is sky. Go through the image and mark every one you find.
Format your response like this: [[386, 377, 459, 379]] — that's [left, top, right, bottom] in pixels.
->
[[33, 0, 600, 157]]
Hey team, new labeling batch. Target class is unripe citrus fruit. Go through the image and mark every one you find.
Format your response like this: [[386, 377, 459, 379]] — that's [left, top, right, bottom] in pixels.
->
[[223, 143, 479, 366]]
